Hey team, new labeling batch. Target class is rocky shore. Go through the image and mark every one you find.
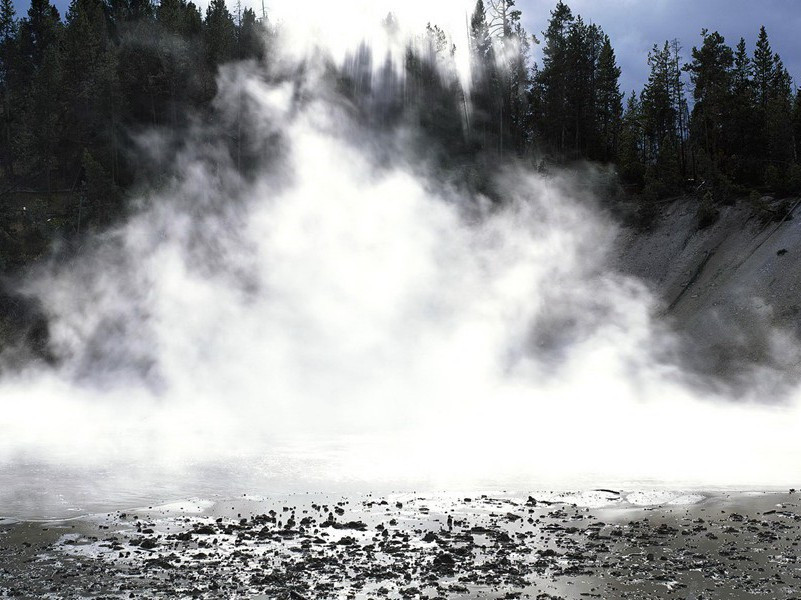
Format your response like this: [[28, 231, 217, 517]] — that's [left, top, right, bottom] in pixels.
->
[[1, 490, 800, 599]]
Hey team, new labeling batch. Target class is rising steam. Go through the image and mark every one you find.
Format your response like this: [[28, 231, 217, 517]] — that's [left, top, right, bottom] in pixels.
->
[[1, 6, 800, 517]]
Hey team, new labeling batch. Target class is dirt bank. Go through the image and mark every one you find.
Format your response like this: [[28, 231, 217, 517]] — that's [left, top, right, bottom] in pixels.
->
[[615, 197, 801, 393]]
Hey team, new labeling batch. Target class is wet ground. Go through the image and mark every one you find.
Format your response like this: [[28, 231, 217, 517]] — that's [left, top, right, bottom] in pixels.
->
[[1, 490, 800, 599]]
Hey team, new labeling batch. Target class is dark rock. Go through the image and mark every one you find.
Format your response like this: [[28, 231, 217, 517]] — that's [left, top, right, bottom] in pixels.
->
[[194, 525, 216, 535], [139, 538, 158, 550], [433, 553, 456, 571]]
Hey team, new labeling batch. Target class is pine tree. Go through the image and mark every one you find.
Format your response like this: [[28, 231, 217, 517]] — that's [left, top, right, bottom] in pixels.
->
[[536, 1, 574, 156], [641, 42, 674, 163], [63, 0, 120, 187], [0, 0, 16, 176], [506, 20, 533, 153], [204, 0, 236, 68], [640, 41, 687, 193], [18, 43, 63, 188], [618, 92, 645, 184], [237, 7, 263, 61], [468, 0, 499, 150], [469, 0, 491, 58], [413, 25, 464, 152], [16, 0, 62, 183], [727, 37, 758, 183], [0, 9, 12, 62], [184, 1, 202, 37], [0, 0, 14, 45], [793, 89, 801, 163], [595, 35, 622, 162], [486, 0, 530, 154], [533, 3, 624, 162], [686, 30, 733, 170], [156, 0, 183, 33], [19, 0, 61, 70], [732, 38, 751, 90], [564, 16, 591, 156], [63, 0, 109, 114], [107, 0, 154, 23], [752, 26, 774, 113], [766, 54, 793, 167]]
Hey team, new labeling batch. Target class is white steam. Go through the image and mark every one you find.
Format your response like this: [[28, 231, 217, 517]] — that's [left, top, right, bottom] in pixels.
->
[[1, 15, 801, 510], [266, 0, 475, 83]]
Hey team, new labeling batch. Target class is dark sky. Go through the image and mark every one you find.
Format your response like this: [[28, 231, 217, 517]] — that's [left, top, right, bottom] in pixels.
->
[[10, 0, 801, 96], [520, 0, 801, 96]]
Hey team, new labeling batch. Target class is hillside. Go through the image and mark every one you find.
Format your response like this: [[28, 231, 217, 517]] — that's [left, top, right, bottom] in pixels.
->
[[616, 196, 801, 393]]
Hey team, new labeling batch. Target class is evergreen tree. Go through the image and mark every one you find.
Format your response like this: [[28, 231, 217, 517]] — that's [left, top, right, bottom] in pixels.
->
[[0, 0, 13, 42], [183, 1, 202, 37], [641, 42, 675, 162], [237, 7, 263, 61], [156, 0, 183, 33], [204, 0, 236, 68], [486, 0, 530, 154], [728, 37, 757, 183], [752, 26, 779, 178], [0, 0, 17, 176], [63, 0, 120, 187], [469, 0, 491, 59], [107, 0, 154, 23], [160, 0, 204, 124], [640, 41, 687, 193], [752, 26, 774, 113], [417, 25, 464, 150], [686, 30, 733, 176], [116, 21, 168, 127], [595, 35, 622, 162], [669, 40, 690, 176], [563, 16, 592, 156], [535, 2, 618, 161], [506, 20, 533, 153], [17, 44, 63, 189], [766, 54, 793, 167], [618, 91, 645, 184], [16, 0, 62, 184], [793, 89, 801, 163], [535, 1, 573, 156], [732, 37, 752, 91], [468, 0, 499, 150], [63, 0, 110, 128], [18, 0, 61, 71]]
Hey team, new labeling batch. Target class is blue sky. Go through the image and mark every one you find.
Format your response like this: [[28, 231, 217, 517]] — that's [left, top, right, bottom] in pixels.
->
[[10, 0, 801, 95]]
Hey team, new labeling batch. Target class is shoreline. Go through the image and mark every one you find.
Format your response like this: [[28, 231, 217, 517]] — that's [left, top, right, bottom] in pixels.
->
[[2, 489, 800, 599]]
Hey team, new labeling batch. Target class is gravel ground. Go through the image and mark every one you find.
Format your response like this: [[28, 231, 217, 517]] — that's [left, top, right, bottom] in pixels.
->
[[2, 489, 801, 599]]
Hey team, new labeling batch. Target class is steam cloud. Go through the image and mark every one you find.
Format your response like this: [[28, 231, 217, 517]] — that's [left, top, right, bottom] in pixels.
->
[[1, 5, 800, 516]]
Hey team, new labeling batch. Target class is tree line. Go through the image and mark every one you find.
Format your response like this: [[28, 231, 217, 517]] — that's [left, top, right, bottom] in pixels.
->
[[1, 0, 801, 270], [0, 0, 265, 255], [619, 26, 801, 219], [464, 1, 801, 213], [308, 0, 801, 217]]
